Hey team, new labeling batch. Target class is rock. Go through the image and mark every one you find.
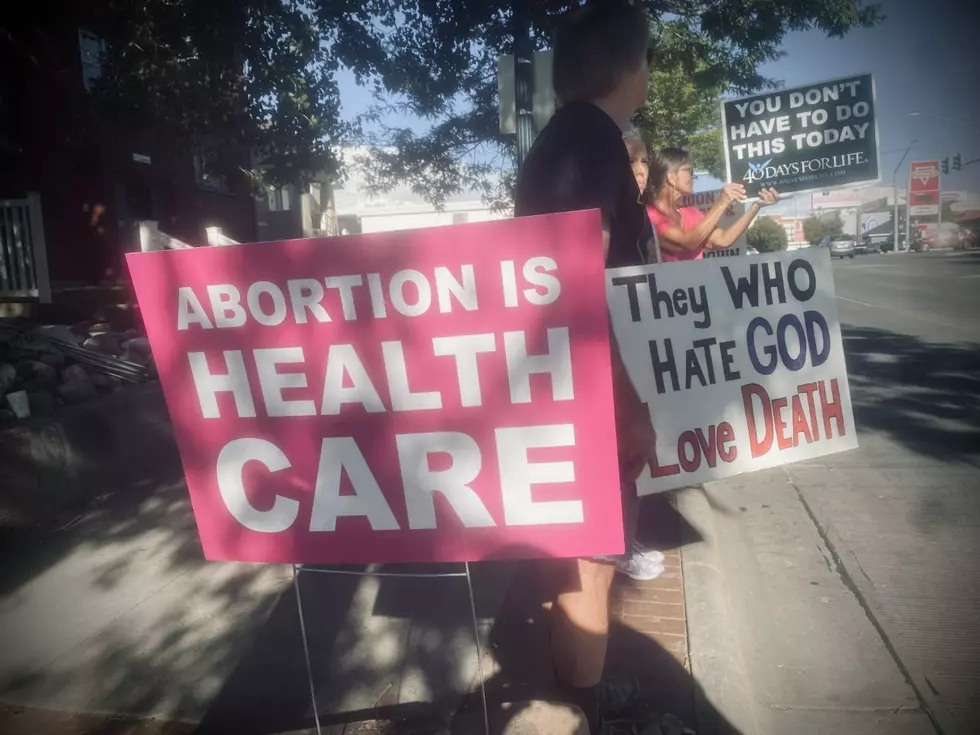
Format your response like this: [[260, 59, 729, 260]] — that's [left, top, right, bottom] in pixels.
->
[[122, 337, 151, 356], [17, 360, 58, 391], [58, 377, 97, 404], [34, 324, 77, 345], [62, 364, 89, 383], [90, 371, 111, 389], [39, 351, 66, 369], [496, 702, 589, 735], [72, 321, 91, 339], [0, 362, 16, 393], [83, 333, 120, 355], [27, 390, 55, 417]]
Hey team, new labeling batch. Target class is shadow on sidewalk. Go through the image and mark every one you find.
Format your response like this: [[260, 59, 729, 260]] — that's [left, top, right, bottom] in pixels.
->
[[840, 324, 980, 464], [191, 493, 742, 735]]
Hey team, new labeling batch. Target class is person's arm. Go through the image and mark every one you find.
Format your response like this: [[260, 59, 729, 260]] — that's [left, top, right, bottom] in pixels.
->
[[708, 187, 780, 249], [656, 183, 745, 252]]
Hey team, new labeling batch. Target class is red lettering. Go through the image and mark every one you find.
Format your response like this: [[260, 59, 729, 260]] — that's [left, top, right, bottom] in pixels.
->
[[742, 383, 773, 458], [650, 449, 681, 478], [773, 397, 792, 450], [695, 426, 718, 467], [797, 382, 820, 440], [791, 394, 814, 445], [818, 379, 845, 438], [718, 422, 737, 462], [678, 431, 701, 472]]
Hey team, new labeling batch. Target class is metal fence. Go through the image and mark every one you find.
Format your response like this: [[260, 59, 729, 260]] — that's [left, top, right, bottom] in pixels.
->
[[0, 193, 51, 302]]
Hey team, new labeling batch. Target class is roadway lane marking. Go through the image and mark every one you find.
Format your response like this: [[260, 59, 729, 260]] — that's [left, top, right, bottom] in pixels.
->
[[837, 295, 874, 307], [960, 274, 980, 279]]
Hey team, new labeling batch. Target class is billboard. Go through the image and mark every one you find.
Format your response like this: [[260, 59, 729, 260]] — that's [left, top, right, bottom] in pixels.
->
[[908, 160, 940, 216], [722, 74, 880, 198], [127, 211, 626, 564]]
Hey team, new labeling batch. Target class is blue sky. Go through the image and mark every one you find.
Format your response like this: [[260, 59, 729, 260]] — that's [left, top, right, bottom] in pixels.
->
[[335, 0, 980, 202]]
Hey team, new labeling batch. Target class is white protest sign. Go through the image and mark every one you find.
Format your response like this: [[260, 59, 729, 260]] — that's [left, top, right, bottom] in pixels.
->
[[607, 249, 857, 495], [679, 189, 747, 258]]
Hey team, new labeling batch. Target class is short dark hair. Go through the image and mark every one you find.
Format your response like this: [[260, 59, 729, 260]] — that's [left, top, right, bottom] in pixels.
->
[[650, 147, 692, 192], [552, 1, 651, 104]]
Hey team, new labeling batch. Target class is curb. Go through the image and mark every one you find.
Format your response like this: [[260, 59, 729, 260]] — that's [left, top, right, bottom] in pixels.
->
[[677, 486, 761, 735]]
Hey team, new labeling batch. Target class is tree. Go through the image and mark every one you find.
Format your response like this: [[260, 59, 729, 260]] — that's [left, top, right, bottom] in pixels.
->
[[88, 0, 349, 188], [78, 0, 882, 196], [747, 216, 788, 253], [803, 211, 844, 245], [335, 0, 883, 205]]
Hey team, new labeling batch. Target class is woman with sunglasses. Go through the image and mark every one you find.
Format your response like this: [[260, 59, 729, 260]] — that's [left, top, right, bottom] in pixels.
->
[[647, 147, 779, 262]]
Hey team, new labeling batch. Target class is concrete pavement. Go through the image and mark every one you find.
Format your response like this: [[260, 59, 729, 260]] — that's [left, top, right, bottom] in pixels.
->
[[685, 251, 980, 735], [0, 473, 514, 733]]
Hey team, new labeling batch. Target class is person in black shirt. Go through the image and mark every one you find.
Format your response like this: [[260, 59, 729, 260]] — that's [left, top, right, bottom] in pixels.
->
[[513, 2, 658, 731]]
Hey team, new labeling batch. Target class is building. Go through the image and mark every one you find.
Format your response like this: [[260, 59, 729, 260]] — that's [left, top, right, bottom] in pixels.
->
[[0, 5, 255, 305], [337, 200, 510, 235]]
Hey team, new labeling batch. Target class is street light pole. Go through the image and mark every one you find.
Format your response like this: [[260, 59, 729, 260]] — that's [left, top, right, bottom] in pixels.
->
[[893, 139, 916, 252]]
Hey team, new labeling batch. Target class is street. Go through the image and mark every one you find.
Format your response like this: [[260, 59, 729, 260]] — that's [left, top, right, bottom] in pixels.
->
[[775, 250, 980, 734]]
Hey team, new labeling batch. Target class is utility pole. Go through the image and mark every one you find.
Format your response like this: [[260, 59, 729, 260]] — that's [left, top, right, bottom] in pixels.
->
[[893, 139, 915, 251], [513, 6, 535, 167]]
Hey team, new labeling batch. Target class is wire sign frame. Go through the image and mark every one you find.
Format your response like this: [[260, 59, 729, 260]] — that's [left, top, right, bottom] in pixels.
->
[[292, 563, 490, 735]]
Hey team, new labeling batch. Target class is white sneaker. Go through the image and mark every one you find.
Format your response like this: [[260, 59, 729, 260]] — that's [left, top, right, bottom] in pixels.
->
[[615, 552, 665, 581], [632, 541, 665, 566]]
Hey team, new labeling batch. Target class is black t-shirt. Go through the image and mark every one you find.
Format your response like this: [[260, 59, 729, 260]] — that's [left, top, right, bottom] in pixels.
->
[[514, 102, 653, 267]]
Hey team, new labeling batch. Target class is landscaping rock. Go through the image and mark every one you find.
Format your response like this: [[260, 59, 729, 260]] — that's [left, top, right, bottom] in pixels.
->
[[34, 324, 78, 345], [39, 351, 67, 369], [58, 378, 97, 404], [62, 364, 89, 383], [27, 390, 55, 417], [83, 333, 120, 355], [0, 362, 16, 395], [17, 360, 58, 391]]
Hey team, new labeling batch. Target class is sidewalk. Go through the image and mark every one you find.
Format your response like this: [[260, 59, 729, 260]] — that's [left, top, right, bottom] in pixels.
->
[[0, 474, 513, 734], [680, 468, 938, 735]]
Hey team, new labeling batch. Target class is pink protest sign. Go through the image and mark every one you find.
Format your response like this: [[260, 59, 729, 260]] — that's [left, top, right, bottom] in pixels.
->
[[126, 210, 624, 564]]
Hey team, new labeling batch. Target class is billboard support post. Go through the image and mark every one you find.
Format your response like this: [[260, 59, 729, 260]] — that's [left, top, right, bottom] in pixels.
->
[[894, 140, 916, 251]]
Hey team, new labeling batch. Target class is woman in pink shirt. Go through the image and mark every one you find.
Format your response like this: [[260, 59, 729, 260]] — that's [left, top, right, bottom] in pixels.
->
[[647, 147, 779, 262]]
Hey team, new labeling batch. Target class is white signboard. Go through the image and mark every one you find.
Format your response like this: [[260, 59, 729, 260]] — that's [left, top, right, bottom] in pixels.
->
[[679, 189, 747, 258], [607, 249, 857, 495]]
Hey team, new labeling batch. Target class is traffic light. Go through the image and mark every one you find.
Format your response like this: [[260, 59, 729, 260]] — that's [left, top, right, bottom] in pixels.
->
[[953, 153, 962, 172], [942, 158, 949, 175]]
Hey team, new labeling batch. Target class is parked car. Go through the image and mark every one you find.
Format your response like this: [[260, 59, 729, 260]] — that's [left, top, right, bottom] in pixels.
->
[[856, 237, 881, 255], [828, 234, 856, 259]]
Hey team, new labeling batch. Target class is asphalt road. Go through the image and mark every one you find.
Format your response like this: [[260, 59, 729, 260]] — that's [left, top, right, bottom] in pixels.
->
[[789, 249, 980, 735]]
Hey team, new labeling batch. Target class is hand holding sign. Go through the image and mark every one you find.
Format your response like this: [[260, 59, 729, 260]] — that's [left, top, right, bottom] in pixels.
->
[[756, 188, 780, 207], [721, 183, 748, 205]]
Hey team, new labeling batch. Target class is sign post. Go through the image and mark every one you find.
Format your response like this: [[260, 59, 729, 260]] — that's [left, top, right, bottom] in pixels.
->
[[722, 73, 881, 198], [907, 160, 940, 248]]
